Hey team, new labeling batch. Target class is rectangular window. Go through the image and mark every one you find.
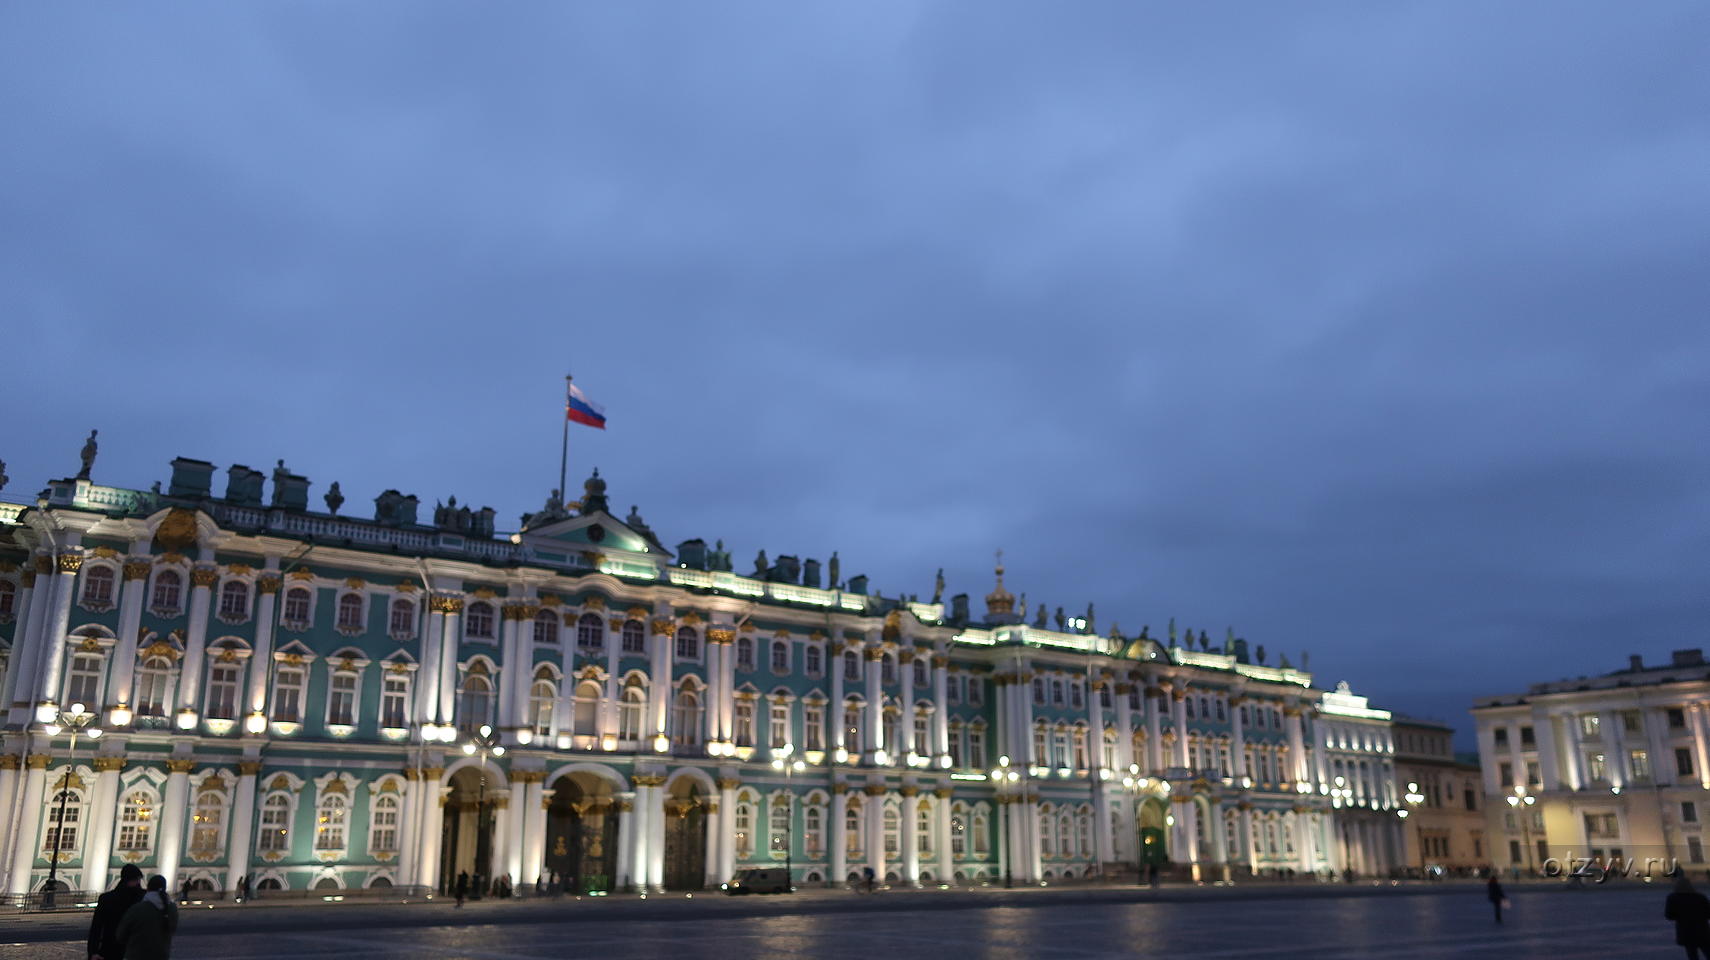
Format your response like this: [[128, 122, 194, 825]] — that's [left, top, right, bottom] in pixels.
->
[[770, 641, 789, 674], [969, 728, 986, 768], [734, 701, 755, 747], [1519, 725, 1535, 747], [804, 646, 822, 677], [949, 727, 964, 768], [968, 681, 982, 707], [1498, 762, 1513, 785], [948, 675, 962, 705], [1579, 714, 1601, 738], [327, 673, 357, 726], [1584, 812, 1618, 838], [1630, 749, 1651, 781], [205, 664, 239, 720], [273, 666, 305, 723], [1691, 837, 1705, 864], [1684, 802, 1699, 824], [381, 675, 409, 728], [1588, 753, 1608, 782], [1681, 748, 1697, 778], [769, 703, 789, 749], [1493, 727, 1508, 747], [843, 653, 860, 682], [1526, 762, 1541, 787], [1670, 708, 1687, 729], [804, 706, 823, 751], [1622, 711, 1643, 734]]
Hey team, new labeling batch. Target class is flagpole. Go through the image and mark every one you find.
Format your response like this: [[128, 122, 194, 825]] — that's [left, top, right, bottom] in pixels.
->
[[559, 374, 571, 507]]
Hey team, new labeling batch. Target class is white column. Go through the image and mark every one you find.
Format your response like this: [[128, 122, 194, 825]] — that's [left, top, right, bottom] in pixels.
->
[[864, 648, 884, 761], [35, 554, 82, 711], [1022, 796, 1041, 881], [0, 756, 18, 869], [1145, 686, 1165, 773], [1533, 709, 1561, 790], [1114, 683, 1135, 772], [496, 606, 520, 730], [1087, 678, 1106, 773], [997, 796, 1011, 882], [933, 787, 954, 884], [1600, 710, 1626, 787], [1240, 805, 1258, 875], [438, 602, 462, 726], [899, 650, 917, 759], [1647, 708, 1673, 786], [417, 772, 446, 890], [865, 787, 886, 881], [417, 602, 445, 731], [645, 780, 666, 889], [224, 762, 259, 894], [703, 798, 722, 887], [614, 792, 635, 890], [1171, 686, 1191, 768], [6, 757, 49, 895], [156, 758, 193, 889], [174, 567, 218, 716], [521, 775, 546, 887], [830, 646, 847, 756], [1691, 704, 1710, 790], [702, 637, 723, 747], [647, 625, 673, 749], [932, 655, 950, 759], [1284, 705, 1309, 784], [244, 575, 279, 721], [718, 776, 737, 881], [1230, 697, 1249, 780], [1, 566, 42, 723], [79, 758, 124, 893], [900, 787, 920, 885], [504, 779, 526, 883], [1092, 784, 1113, 865], [830, 786, 848, 884], [107, 560, 152, 717]]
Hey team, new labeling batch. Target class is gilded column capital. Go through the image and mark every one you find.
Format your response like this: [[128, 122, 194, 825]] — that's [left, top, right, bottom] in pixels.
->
[[933, 787, 953, 799], [705, 627, 734, 644], [20, 569, 36, 588], [618, 799, 634, 812], [166, 758, 196, 774], [490, 794, 510, 810], [899, 786, 919, 797], [57, 553, 85, 574], [931, 654, 949, 668], [831, 782, 848, 795], [422, 766, 444, 779], [1170, 688, 1187, 702], [519, 604, 540, 619], [429, 596, 464, 615], [401, 767, 420, 781], [1282, 706, 1303, 717], [633, 774, 666, 787], [93, 757, 127, 773], [0, 754, 19, 771], [715, 777, 741, 790], [659, 619, 686, 638], [123, 561, 153, 582], [256, 576, 281, 595], [898, 649, 916, 664], [1090, 678, 1107, 691], [863, 648, 884, 662], [705, 801, 719, 815], [862, 784, 886, 796], [1115, 683, 1134, 695], [238, 761, 264, 776], [27, 754, 53, 770], [190, 567, 219, 588]]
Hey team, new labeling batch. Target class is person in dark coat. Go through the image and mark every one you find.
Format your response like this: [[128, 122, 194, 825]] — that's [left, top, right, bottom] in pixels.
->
[[1665, 874, 1710, 959], [113, 875, 177, 960], [454, 871, 469, 907], [1487, 875, 1507, 924], [88, 864, 145, 960]]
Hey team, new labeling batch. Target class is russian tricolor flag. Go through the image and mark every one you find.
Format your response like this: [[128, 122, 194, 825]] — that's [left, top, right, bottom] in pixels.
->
[[566, 381, 607, 429]]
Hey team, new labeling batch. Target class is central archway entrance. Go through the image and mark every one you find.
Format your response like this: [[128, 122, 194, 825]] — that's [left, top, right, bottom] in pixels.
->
[[1137, 797, 1169, 871], [662, 777, 708, 890], [440, 767, 499, 896], [545, 772, 618, 894]]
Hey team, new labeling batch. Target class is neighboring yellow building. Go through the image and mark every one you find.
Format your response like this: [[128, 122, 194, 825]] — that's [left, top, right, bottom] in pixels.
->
[[1471, 650, 1710, 878], [1393, 718, 1486, 876]]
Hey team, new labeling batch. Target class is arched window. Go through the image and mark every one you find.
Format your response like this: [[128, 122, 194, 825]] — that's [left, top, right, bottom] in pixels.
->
[[135, 656, 173, 717], [573, 680, 601, 737], [882, 805, 900, 855], [674, 627, 699, 660], [370, 794, 400, 855], [804, 703, 824, 751], [533, 609, 559, 645], [845, 802, 862, 854], [735, 635, 754, 671], [881, 654, 897, 686], [281, 587, 311, 625], [804, 645, 822, 676], [117, 790, 155, 851], [804, 805, 824, 855], [733, 800, 754, 859], [972, 809, 990, 855], [917, 803, 932, 853], [65, 652, 104, 709], [389, 598, 416, 636], [151, 570, 183, 612], [951, 807, 967, 856], [912, 658, 928, 687], [1032, 722, 1049, 766], [42, 787, 85, 854], [1038, 808, 1055, 857], [529, 676, 556, 736], [843, 701, 863, 755], [314, 794, 347, 850], [190, 787, 225, 856], [733, 699, 755, 747], [576, 613, 604, 650], [256, 876, 284, 890], [458, 667, 493, 731], [671, 686, 703, 747], [770, 640, 789, 674], [218, 580, 250, 621], [335, 594, 365, 633], [913, 710, 930, 752], [465, 602, 495, 640], [769, 700, 790, 749], [1060, 810, 1077, 858], [327, 671, 357, 725], [843, 651, 859, 682], [619, 685, 645, 740], [82, 565, 116, 607], [621, 620, 646, 653], [1051, 679, 1065, 706], [769, 798, 790, 855], [205, 662, 240, 720], [1072, 726, 1089, 769]]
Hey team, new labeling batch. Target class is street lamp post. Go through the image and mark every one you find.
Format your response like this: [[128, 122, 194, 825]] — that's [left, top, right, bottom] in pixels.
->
[[992, 755, 1027, 888], [459, 724, 505, 897], [41, 702, 103, 910], [1506, 785, 1537, 876], [1401, 782, 1426, 877], [771, 746, 806, 891]]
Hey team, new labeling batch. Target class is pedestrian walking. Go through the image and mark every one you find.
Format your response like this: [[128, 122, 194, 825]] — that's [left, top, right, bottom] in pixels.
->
[[864, 866, 876, 894], [1666, 874, 1710, 959], [87, 863, 145, 960], [238, 874, 251, 904], [455, 870, 469, 907], [1487, 874, 1508, 924], [114, 875, 178, 960]]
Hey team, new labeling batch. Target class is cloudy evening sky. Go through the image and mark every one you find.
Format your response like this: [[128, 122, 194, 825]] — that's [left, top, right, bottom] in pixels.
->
[[3, 3, 1707, 740]]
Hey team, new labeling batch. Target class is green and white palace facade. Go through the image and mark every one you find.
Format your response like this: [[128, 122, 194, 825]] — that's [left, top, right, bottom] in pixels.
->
[[0, 456, 1404, 899]]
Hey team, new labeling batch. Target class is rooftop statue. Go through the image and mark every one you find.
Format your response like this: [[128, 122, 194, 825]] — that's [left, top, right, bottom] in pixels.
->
[[932, 568, 944, 604], [828, 551, 839, 589], [1033, 602, 1047, 628], [0, 459, 8, 495], [324, 481, 345, 515], [753, 550, 769, 578], [78, 429, 98, 480], [1053, 606, 1065, 631]]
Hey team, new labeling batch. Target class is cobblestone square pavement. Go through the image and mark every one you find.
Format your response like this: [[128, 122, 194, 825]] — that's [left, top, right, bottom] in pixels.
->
[[0, 887, 1677, 959]]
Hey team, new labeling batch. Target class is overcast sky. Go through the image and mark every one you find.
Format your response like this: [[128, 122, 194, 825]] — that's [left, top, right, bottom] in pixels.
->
[[4, 3, 1706, 741]]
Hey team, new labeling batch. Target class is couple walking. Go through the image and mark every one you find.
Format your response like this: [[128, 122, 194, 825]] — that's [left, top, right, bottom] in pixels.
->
[[87, 864, 179, 960]]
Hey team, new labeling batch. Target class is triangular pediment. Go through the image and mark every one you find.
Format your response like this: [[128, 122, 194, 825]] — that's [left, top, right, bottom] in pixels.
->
[[519, 511, 671, 559]]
